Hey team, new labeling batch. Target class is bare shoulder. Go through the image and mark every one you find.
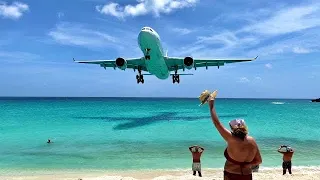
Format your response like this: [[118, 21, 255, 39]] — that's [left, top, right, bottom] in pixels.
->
[[246, 135, 255, 140], [246, 136, 258, 145]]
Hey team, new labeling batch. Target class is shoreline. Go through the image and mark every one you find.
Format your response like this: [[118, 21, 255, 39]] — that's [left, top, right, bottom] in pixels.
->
[[1, 166, 320, 180]]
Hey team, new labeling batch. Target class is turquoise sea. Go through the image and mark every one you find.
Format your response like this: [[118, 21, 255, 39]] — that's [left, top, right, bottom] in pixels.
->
[[1, 97, 320, 171]]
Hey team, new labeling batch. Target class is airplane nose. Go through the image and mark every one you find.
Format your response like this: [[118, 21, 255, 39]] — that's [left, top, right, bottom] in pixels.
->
[[138, 30, 153, 42]]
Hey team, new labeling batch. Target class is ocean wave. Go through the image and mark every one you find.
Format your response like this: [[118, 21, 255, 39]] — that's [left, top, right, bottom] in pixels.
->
[[271, 101, 285, 104]]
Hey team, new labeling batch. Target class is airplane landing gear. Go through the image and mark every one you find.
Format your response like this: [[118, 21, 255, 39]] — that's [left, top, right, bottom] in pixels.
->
[[172, 70, 180, 84], [145, 48, 151, 60], [136, 68, 144, 84]]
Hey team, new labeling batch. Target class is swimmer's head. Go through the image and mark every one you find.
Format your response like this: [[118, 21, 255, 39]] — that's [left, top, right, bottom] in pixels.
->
[[195, 147, 199, 152], [229, 119, 248, 140], [191, 146, 202, 153]]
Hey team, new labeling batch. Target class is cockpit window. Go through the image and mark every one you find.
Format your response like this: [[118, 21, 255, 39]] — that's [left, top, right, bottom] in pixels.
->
[[142, 27, 154, 32]]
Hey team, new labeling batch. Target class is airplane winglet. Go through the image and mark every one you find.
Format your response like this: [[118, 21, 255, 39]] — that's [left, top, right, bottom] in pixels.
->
[[73, 58, 75, 61], [254, 56, 258, 60]]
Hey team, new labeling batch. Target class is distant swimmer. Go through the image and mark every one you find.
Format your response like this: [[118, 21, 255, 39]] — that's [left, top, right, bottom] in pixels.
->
[[189, 145, 204, 177], [277, 145, 294, 175], [201, 90, 262, 180], [47, 139, 51, 143]]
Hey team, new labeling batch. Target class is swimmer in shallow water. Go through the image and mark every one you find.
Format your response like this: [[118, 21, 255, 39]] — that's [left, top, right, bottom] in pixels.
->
[[47, 139, 51, 143]]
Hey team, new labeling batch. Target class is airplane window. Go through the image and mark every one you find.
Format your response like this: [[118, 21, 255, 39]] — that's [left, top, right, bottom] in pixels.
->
[[150, 29, 153, 32]]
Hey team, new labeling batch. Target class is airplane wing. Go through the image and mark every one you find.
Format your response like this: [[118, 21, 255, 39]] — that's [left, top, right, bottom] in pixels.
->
[[73, 57, 147, 71], [165, 56, 258, 71]]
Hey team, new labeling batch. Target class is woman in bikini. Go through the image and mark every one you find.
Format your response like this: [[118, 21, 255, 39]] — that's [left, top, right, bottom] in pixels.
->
[[206, 91, 262, 180]]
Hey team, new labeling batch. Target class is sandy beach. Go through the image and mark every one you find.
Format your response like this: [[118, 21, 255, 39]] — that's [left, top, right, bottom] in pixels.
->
[[1, 166, 320, 180]]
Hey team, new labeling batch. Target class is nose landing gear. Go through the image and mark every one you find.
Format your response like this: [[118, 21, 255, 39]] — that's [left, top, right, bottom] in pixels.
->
[[145, 48, 151, 60]]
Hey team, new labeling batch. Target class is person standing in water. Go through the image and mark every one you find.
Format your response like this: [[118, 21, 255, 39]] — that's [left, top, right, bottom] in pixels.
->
[[203, 90, 262, 180], [189, 145, 204, 177], [277, 145, 294, 175]]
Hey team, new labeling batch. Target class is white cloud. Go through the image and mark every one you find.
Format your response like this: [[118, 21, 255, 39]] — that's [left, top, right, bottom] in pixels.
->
[[237, 76, 261, 83], [246, 28, 320, 56], [57, 12, 64, 19], [175, 2, 320, 58], [47, 22, 141, 56], [48, 22, 118, 48], [172, 27, 193, 35], [292, 47, 311, 54], [238, 77, 250, 83], [0, 1, 29, 19], [96, 0, 198, 19], [308, 72, 318, 79], [265, 63, 272, 69], [242, 5, 320, 36], [197, 31, 258, 49], [0, 51, 40, 62]]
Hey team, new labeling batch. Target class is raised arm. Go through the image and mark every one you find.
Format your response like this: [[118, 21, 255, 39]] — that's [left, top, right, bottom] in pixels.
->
[[189, 145, 195, 152], [278, 151, 283, 154], [208, 99, 232, 142], [277, 149, 285, 154]]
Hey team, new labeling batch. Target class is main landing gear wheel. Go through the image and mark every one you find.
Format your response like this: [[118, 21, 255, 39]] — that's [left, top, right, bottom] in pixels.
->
[[136, 69, 144, 84], [172, 75, 180, 84], [172, 70, 180, 84]]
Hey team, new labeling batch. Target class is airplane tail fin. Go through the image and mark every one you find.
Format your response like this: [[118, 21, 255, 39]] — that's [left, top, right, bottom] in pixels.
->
[[165, 50, 168, 57]]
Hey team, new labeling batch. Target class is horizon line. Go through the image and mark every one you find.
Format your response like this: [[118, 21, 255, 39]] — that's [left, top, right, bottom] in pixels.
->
[[0, 96, 316, 100]]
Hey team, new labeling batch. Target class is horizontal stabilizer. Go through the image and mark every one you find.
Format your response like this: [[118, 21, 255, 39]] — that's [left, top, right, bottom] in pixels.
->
[[170, 73, 193, 76]]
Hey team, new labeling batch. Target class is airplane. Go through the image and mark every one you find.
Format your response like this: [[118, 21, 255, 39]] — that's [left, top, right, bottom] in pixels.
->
[[73, 26, 258, 84]]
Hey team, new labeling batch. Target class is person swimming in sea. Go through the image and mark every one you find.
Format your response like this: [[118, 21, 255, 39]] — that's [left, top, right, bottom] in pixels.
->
[[202, 90, 262, 180], [47, 139, 52, 143], [277, 145, 294, 175], [189, 145, 204, 177]]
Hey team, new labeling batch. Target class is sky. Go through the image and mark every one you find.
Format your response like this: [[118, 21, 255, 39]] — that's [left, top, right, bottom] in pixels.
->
[[0, 0, 320, 98]]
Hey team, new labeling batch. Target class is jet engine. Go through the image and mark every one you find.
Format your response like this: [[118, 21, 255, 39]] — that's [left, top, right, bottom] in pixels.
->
[[115, 57, 127, 70], [184, 56, 194, 69]]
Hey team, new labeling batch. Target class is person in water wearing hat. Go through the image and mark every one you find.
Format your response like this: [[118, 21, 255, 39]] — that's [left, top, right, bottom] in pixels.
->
[[189, 145, 204, 177], [277, 145, 294, 175], [199, 90, 262, 180]]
